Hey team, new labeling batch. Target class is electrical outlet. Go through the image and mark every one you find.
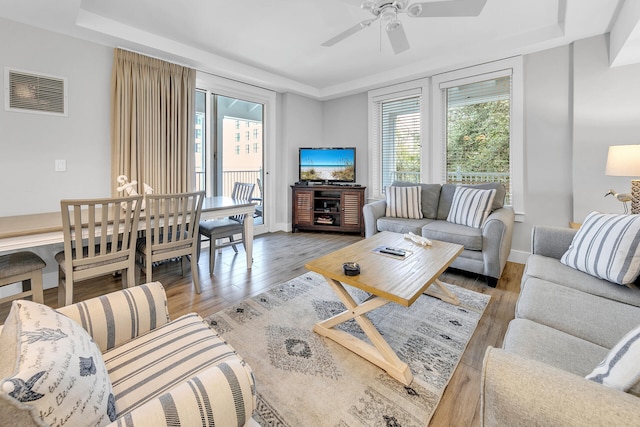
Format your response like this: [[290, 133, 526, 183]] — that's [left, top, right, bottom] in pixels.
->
[[55, 159, 66, 172]]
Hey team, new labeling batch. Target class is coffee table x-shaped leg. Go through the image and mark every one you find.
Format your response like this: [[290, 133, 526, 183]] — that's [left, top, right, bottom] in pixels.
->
[[313, 276, 414, 385]]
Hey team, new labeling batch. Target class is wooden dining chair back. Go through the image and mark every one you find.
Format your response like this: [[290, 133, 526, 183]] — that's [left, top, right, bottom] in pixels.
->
[[198, 182, 255, 274], [57, 195, 143, 306], [137, 191, 205, 293]]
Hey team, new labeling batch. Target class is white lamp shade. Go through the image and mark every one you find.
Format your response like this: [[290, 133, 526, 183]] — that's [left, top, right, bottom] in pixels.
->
[[605, 145, 640, 177]]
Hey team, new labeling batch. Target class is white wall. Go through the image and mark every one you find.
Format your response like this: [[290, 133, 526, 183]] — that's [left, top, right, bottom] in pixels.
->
[[573, 35, 640, 221], [0, 18, 112, 293], [0, 18, 113, 217], [277, 93, 323, 230], [323, 93, 369, 192]]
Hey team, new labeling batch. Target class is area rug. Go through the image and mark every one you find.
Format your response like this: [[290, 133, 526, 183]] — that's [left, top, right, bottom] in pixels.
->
[[204, 271, 490, 427]]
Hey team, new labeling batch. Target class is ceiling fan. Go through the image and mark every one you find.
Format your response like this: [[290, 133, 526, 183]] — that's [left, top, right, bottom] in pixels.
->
[[322, 0, 488, 55]]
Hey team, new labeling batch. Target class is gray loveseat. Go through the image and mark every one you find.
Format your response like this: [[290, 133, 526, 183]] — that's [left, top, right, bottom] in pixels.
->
[[363, 182, 515, 286], [481, 225, 640, 426]]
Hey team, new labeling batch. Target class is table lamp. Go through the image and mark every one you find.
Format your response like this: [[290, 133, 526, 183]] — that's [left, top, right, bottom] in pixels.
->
[[605, 145, 640, 214]]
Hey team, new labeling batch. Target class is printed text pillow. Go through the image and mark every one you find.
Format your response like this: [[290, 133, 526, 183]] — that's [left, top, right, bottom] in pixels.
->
[[447, 186, 496, 228], [560, 211, 640, 286], [385, 186, 422, 219], [0, 300, 116, 426]]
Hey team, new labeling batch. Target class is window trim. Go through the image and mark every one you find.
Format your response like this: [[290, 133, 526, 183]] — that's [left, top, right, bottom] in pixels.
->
[[431, 57, 524, 221]]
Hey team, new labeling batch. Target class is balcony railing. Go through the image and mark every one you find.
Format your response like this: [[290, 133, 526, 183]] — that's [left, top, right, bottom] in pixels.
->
[[386, 170, 511, 204], [195, 170, 262, 198]]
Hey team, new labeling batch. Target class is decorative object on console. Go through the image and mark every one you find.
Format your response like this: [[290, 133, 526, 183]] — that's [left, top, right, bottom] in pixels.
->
[[605, 145, 640, 214], [605, 189, 632, 214], [560, 211, 640, 286]]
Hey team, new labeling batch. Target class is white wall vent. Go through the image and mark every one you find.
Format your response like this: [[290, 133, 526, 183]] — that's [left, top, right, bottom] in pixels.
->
[[4, 68, 67, 116]]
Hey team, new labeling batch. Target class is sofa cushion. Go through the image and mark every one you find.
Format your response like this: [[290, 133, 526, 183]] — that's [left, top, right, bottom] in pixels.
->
[[503, 318, 608, 377], [377, 217, 433, 236], [104, 312, 246, 416], [560, 211, 640, 286], [0, 300, 116, 426], [446, 186, 496, 228], [517, 278, 640, 348], [422, 221, 483, 251], [437, 183, 506, 220], [391, 181, 441, 219], [523, 254, 640, 307], [586, 323, 640, 392], [385, 185, 422, 219]]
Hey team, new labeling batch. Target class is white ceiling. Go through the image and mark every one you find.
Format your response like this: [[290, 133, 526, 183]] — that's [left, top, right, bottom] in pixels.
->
[[1, 0, 639, 99]]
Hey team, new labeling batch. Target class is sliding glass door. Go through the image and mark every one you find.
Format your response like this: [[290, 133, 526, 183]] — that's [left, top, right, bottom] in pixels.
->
[[195, 90, 265, 226]]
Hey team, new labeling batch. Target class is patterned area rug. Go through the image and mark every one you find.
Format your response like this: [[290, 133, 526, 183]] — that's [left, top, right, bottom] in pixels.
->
[[204, 271, 490, 426]]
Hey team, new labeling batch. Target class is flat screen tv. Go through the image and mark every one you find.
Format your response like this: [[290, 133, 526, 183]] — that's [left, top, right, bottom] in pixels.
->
[[299, 147, 356, 183]]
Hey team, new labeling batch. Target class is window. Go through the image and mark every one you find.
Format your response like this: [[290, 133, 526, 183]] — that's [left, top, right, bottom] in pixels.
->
[[368, 80, 428, 198], [432, 57, 524, 219], [253, 129, 259, 139], [235, 133, 240, 142], [246, 131, 250, 141], [235, 145, 240, 155], [444, 76, 511, 202], [253, 143, 259, 153], [245, 144, 250, 154]]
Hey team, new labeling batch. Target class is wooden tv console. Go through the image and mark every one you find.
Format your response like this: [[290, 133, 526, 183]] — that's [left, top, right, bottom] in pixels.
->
[[291, 184, 366, 236]]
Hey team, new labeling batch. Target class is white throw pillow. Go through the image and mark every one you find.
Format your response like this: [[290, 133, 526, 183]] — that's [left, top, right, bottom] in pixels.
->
[[385, 186, 422, 219], [586, 323, 640, 391], [0, 300, 116, 426], [560, 211, 640, 286], [446, 186, 496, 228]]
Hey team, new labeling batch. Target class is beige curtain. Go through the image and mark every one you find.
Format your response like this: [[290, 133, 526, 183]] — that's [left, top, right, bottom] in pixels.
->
[[111, 48, 196, 195]]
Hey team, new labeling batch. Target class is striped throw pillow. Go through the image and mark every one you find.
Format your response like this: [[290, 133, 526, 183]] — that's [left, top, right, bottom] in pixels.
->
[[560, 211, 640, 286], [446, 186, 496, 228], [586, 323, 640, 391], [385, 186, 422, 219]]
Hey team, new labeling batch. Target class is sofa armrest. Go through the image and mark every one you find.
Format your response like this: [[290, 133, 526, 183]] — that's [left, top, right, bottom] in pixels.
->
[[481, 347, 640, 427], [57, 281, 170, 352], [481, 206, 514, 279], [107, 359, 256, 427], [531, 225, 577, 259], [363, 199, 387, 238]]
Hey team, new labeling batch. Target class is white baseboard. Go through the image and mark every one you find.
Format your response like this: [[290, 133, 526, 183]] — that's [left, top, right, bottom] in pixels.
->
[[508, 249, 529, 265]]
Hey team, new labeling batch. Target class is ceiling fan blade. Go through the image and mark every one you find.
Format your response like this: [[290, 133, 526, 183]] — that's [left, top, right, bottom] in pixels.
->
[[386, 21, 410, 55], [407, 0, 488, 17], [321, 18, 377, 47]]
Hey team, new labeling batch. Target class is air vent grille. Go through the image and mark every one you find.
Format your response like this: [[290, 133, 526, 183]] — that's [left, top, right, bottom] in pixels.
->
[[5, 68, 67, 116]]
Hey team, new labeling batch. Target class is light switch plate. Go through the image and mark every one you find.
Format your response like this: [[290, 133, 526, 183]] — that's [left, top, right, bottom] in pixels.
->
[[55, 159, 66, 172]]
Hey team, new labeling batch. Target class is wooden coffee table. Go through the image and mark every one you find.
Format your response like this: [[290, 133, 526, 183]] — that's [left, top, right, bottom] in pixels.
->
[[304, 231, 463, 385]]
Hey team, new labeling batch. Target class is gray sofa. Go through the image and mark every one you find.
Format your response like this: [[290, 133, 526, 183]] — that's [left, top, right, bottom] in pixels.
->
[[481, 225, 640, 426], [363, 182, 515, 286]]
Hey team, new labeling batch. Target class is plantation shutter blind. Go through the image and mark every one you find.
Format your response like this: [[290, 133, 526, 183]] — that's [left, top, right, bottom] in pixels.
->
[[372, 89, 422, 193], [440, 72, 512, 203]]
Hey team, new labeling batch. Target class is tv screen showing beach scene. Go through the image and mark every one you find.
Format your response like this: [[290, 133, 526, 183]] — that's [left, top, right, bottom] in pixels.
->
[[299, 147, 356, 182]]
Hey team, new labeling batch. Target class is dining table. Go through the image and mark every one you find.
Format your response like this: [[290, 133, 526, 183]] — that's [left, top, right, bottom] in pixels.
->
[[0, 196, 257, 269]]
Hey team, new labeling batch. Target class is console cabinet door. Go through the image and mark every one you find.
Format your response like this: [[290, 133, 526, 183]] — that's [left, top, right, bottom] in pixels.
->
[[294, 189, 314, 226], [341, 191, 363, 227]]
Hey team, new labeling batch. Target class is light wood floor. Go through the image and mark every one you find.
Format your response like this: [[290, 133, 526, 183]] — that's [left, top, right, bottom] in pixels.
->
[[0, 231, 523, 426]]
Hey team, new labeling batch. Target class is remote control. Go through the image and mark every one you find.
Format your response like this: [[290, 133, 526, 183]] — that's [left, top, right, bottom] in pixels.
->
[[381, 248, 406, 256]]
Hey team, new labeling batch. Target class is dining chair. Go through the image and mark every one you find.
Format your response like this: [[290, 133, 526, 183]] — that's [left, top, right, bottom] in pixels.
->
[[0, 251, 46, 305], [198, 182, 255, 274], [136, 191, 205, 293], [56, 195, 143, 306]]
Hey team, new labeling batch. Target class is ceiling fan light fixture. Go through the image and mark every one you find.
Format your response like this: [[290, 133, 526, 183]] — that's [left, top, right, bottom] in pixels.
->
[[380, 6, 397, 21], [386, 20, 401, 32], [407, 3, 422, 17]]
